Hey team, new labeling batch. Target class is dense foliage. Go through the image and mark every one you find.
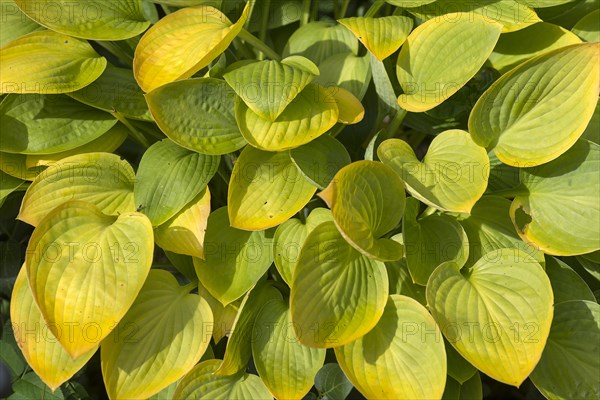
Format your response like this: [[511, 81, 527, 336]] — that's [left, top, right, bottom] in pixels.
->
[[0, 0, 599, 399]]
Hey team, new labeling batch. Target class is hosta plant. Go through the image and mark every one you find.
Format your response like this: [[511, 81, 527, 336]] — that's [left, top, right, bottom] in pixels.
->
[[0, 0, 599, 399]]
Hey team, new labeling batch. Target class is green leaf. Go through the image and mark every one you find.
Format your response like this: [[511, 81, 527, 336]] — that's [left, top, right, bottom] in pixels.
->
[[0, 152, 44, 181], [442, 373, 482, 400], [146, 77, 247, 155], [134, 139, 219, 226], [0, 0, 43, 47], [314, 363, 353, 400], [379, 130, 489, 213], [234, 83, 339, 151], [338, 16, 413, 61], [19, 152, 136, 227], [101, 269, 213, 399], [11, 266, 95, 391], [426, 249, 553, 386], [485, 151, 520, 193], [488, 22, 582, 74], [545, 256, 595, 303], [8, 372, 64, 400], [228, 146, 317, 230], [252, 298, 326, 399], [173, 359, 272, 399], [0, 94, 117, 155], [25, 201, 154, 359], [530, 300, 600, 400], [385, 247, 427, 305], [511, 140, 600, 255], [273, 208, 333, 285], [319, 161, 405, 261], [0, 31, 107, 94], [403, 198, 469, 285], [335, 295, 447, 399], [14, 0, 149, 40], [290, 221, 388, 347], [283, 21, 358, 65], [314, 53, 371, 100], [133, 3, 250, 92], [224, 56, 319, 121], [583, 100, 599, 144], [196, 280, 241, 343], [193, 207, 273, 305], [396, 13, 502, 112], [0, 171, 24, 204], [289, 135, 351, 189], [469, 43, 600, 166], [572, 9, 600, 42], [445, 341, 477, 385]]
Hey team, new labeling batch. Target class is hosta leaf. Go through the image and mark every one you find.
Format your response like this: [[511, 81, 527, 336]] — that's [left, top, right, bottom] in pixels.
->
[[379, 130, 489, 213], [133, 3, 250, 92], [314, 52, 371, 100], [583, 100, 600, 145], [459, 196, 545, 267], [101, 270, 213, 400], [486, 151, 521, 193], [146, 77, 246, 155], [155, 188, 211, 259], [283, 21, 358, 65], [173, 359, 272, 399], [234, 83, 339, 151], [290, 221, 388, 348], [11, 266, 96, 391], [134, 139, 219, 226], [517, 0, 580, 6], [9, 372, 65, 400], [529, 300, 600, 400], [19, 153, 136, 227], [193, 207, 273, 306], [319, 161, 405, 261], [545, 256, 595, 303], [488, 22, 582, 74], [0, 31, 106, 94], [330, 87, 364, 124], [289, 135, 351, 189], [25, 201, 153, 358], [216, 283, 283, 375], [338, 16, 413, 61], [335, 295, 447, 399], [385, 0, 436, 5], [445, 341, 477, 385], [228, 146, 317, 230], [68, 63, 153, 121], [396, 13, 502, 112], [0, 152, 45, 181], [572, 9, 600, 42], [385, 253, 427, 305], [511, 140, 600, 255], [0, 170, 24, 204], [426, 249, 553, 386], [469, 43, 600, 166], [14, 0, 149, 40], [403, 198, 469, 285], [224, 56, 319, 121], [196, 279, 241, 343], [442, 373, 482, 400], [252, 299, 326, 399], [0, 94, 117, 155], [405, 1, 540, 32], [0, 0, 43, 47], [273, 208, 333, 285], [314, 363, 353, 400]]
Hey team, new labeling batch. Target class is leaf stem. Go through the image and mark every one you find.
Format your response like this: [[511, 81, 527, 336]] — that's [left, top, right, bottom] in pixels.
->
[[181, 280, 199, 294], [310, 0, 320, 22], [337, 0, 351, 19], [94, 41, 133, 67], [112, 112, 150, 149], [238, 29, 281, 61], [365, 0, 385, 17], [301, 0, 310, 26]]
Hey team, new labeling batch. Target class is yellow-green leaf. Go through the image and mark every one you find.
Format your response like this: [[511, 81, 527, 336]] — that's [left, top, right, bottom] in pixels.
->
[[0, 0, 43, 47], [197, 281, 241, 343], [338, 16, 413, 61], [335, 295, 447, 399], [133, 3, 250, 92], [572, 9, 600, 42], [330, 86, 364, 124], [0, 31, 106, 94], [396, 13, 502, 112], [290, 221, 388, 348], [101, 270, 213, 399], [283, 21, 358, 65], [469, 43, 600, 166], [319, 161, 405, 261], [314, 52, 371, 100], [228, 146, 317, 230]]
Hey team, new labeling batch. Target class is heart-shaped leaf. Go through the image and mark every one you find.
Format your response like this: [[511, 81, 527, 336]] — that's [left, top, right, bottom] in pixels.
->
[[11, 266, 96, 391], [338, 16, 413, 61], [510, 140, 599, 255], [234, 83, 339, 151], [379, 130, 489, 213], [101, 270, 213, 399], [469, 43, 600, 166], [228, 146, 317, 230], [14, 0, 149, 40], [252, 298, 326, 399], [0, 31, 107, 94], [319, 161, 405, 261], [25, 201, 154, 358], [290, 221, 389, 348], [134, 3, 250, 92], [193, 207, 273, 306], [146, 77, 247, 155], [426, 248, 553, 386], [19, 153, 136, 227], [335, 295, 447, 399], [134, 139, 219, 226], [283, 21, 358, 65], [396, 13, 502, 112]]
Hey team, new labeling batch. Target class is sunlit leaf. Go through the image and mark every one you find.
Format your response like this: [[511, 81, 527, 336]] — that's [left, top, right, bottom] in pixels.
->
[[290, 135, 351, 189], [330, 86, 364, 124], [572, 9, 600, 42], [0, 0, 43, 47], [283, 21, 358, 65]]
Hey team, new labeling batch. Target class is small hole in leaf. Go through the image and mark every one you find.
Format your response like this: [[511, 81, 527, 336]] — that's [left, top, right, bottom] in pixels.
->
[[514, 207, 532, 233]]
